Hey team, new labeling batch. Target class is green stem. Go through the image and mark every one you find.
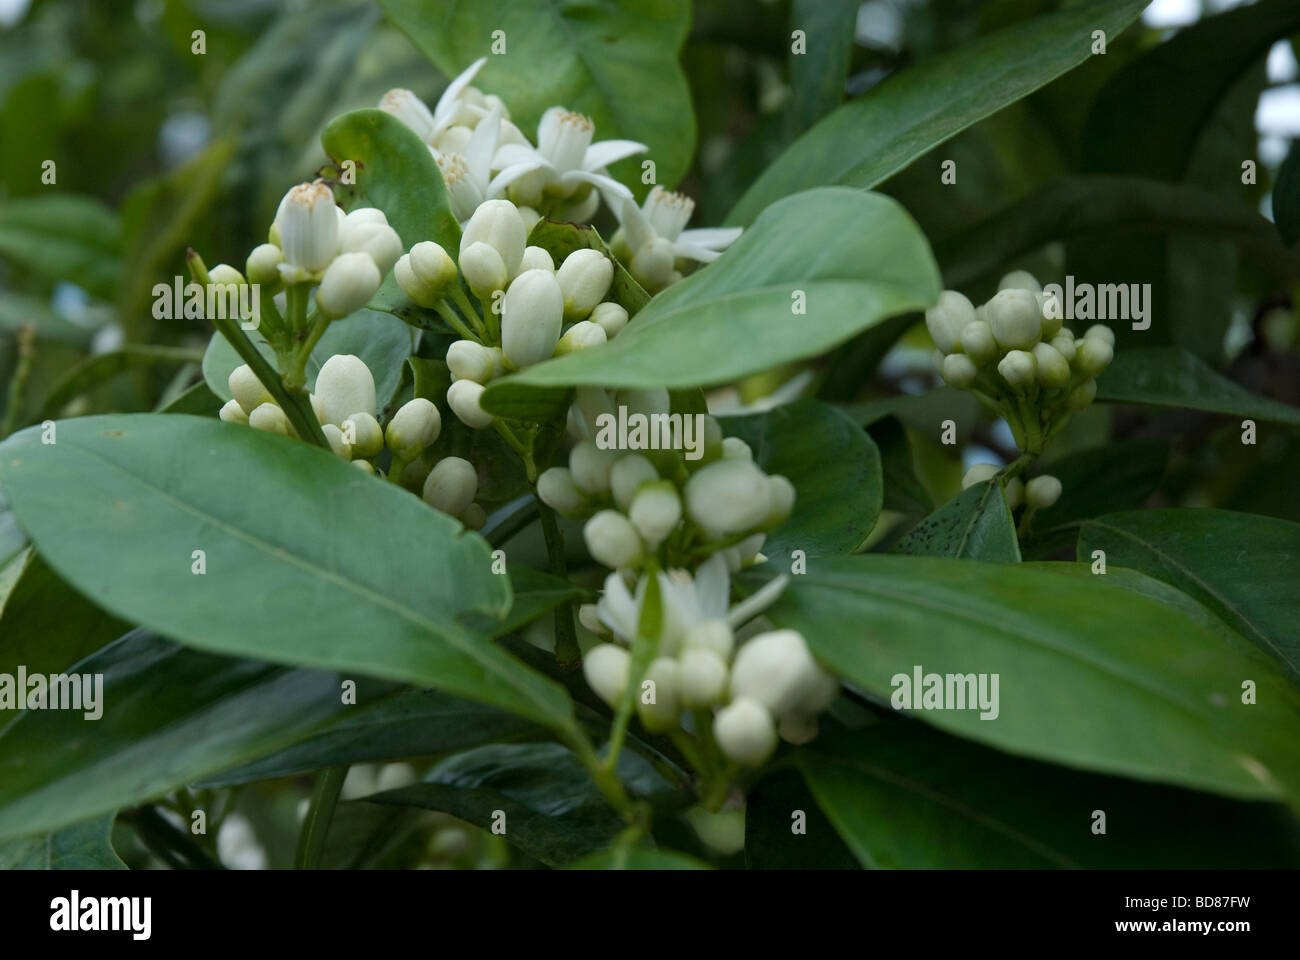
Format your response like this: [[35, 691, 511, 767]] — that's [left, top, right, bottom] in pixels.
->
[[295, 765, 347, 870], [452, 285, 492, 342], [287, 310, 330, 389], [539, 502, 581, 671], [434, 298, 482, 343], [129, 806, 224, 870], [493, 420, 536, 480], [485, 496, 540, 547], [386, 452, 410, 486], [0, 324, 35, 438]]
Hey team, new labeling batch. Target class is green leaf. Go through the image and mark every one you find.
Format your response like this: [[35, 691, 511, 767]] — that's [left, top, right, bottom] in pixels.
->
[[787, 0, 859, 135], [0, 630, 349, 838], [1078, 509, 1300, 683], [202, 307, 414, 416], [158, 381, 223, 417], [745, 768, 858, 869], [1096, 348, 1300, 425], [0, 814, 125, 869], [37, 346, 204, 421], [815, 314, 916, 402], [1275, 140, 1300, 247], [568, 847, 710, 870], [367, 743, 668, 867], [483, 189, 940, 419], [720, 400, 881, 565], [0, 195, 121, 300], [802, 724, 1300, 869], [894, 480, 1020, 562], [199, 687, 540, 788], [867, 416, 932, 518], [0, 549, 127, 678], [0, 414, 575, 734], [741, 554, 1300, 802], [1022, 438, 1169, 558], [378, 0, 695, 192], [935, 176, 1300, 292], [0, 490, 27, 570], [726, 0, 1150, 225]]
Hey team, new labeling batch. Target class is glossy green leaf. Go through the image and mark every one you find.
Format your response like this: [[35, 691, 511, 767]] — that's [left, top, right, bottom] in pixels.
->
[[483, 189, 940, 419], [727, 0, 1149, 225], [1096, 348, 1300, 425], [379, 0, 695, 192], [745, 768, 858, 870], [0, 630, 349, 838], [1079, 509, 1300, 683], [202, 307, 414, 416], [0, 414, 575, 733], [367, 743, 669, 867], [0, 814, 125, 869], [894, 480, 1020, 562], [741, 554, 1300, 802], [802, 724, 1300, 869], [37, 346, 204, 421], [0, 490, 26, 570], [1275, 140, 1300, 247], [867, 416, 932, 518], [0, 195, 120, 301], [158, 381, 223, 417], [787, 0, 859, 135], [720, 400, 881, 565]]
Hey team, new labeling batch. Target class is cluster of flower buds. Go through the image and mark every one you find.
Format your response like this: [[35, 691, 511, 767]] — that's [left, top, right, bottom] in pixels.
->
[[926, 271, 1115, 454], [535, 389, 793, 574], [580, 554, 837, 768], [381, 62, 741, 287], [258, 183, 401, 319], [394, 198, 631, 432], [962, 463, 1063, 512]]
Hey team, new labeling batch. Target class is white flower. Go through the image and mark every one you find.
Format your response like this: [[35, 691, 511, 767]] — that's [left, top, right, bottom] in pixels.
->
[[490, 107, 647, 206], [435, 105, 507, 223], [423, 456, 478, 518], [314, 354, 376, 426], [337, 208, 402, 276], [613, 186, 742, 282], [446, 379, 494, 429], [555, 248, 613, 320], [553, 320, 606, 355], [684, 459, 772, 537], [274, 180, 341, 281], [316, 252, 381, 319], [460, 199, 527, 280], [583, 510, 643, 570], [501, 268, 564, 368], [584, 643, 630, 707], [395, 241, 458, 307], [343, 412, 384, 459], [219, 399, 248, 425], [637, 657, 682, 732], [379, 58, 488, 146], [537, 466, 587, 516], [1026, 474, 1063, 509], [249, 402, 292, 436], [729, 629, 838, 719], [925, 290, 976, 354], [714, 697, 777, 766], [228, 364, 272, 416], [986, 288, 1041, 350], [385, 398, 441, 460]]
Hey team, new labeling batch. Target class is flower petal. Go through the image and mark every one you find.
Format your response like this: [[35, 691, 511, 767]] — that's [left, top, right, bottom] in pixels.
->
[[582, 139, 649, 172]]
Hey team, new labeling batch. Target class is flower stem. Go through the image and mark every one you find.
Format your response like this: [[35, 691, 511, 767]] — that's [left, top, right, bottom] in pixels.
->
[[538, 501, 581, 671], [0, 324, 35, 439], [294, 765, 347, 870], [434, 298, 482, 343]]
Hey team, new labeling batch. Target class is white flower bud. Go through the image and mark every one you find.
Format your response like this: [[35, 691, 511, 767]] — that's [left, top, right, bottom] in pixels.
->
[[941, 353, 978, 388], [584, 643, 630, 707], [396, 241, 459, 307], [925, 290, 976, 354], [423, 456, 478, 517], [629, 481, 681, 548], [537, 466, 587, 516], [590, 301, 629, 339], [501, 268, 564, 368], [1040, 308, 1062, 340], [962, 463, 1000, 489], [1075, 336, 1113, 376], [1032, 342, 1071, 388], [1050, 332, 1076, 362], [556, 248, 614, 320], [248, 402, 292, 436], [384, 398, 441, 460], [987, 288, 1041, 350], [614, 387, 671, 418], [519, 245, 554, 273], [517, 205, 542, 234], [339, 211, 402, 275], [447, 339, 497, 383], [379, 88, 436, 141], [228, 364, 272, 415], [208, 263, 244, 287], [685, 459, 772, 536], [316, 252, 382, 319], [583, 509, 643, 569], [314, 354, 376, 425], [730, 629, 834, 719], [459, 199, 526, 279], [553, 320, 607, 356], [321, 422, 352, 460], [275, 180, 339, 274], [569, 439, 619, 496], [246, 243, 284, 287], [714, 697, 777, 766], [610, 453, 658, 511], [778, 712, 819, 745], [578, 603, 607, 635], [462, 503, 486, 530], [459, 241, 507, 295], [630, 236, 675, 291], [343, 412, 384, 459], [685, 618, 734, 659], [353, 459, 376, 475], [721, 437, 752, 460], [1067, 378, 1098, 410], [1004, 477, 1024, 510], [765, 475, 796, 527], [446, 379, 494, 429], [998, 270, 1042, 294], [219, 399, 248, 424], [997, 349, 1037, 388], [1026, 474, 1063, 510], [1084, 324, 1115, 347], [680, 648, 728, 708], [636, 657, 682, 733], [960, 320, 998, 365]]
